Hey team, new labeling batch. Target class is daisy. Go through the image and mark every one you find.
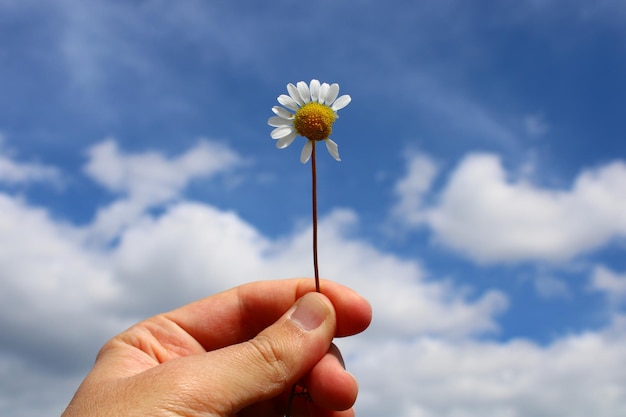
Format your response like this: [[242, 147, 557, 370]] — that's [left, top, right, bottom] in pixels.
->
[[268, 79, 351, 163]]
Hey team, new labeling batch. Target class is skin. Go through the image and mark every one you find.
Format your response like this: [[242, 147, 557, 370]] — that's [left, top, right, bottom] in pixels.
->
[[61, 278, 372, 417]]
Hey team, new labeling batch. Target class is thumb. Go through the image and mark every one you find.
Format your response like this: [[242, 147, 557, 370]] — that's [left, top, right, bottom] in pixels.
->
[[203, 292, 337, 415]]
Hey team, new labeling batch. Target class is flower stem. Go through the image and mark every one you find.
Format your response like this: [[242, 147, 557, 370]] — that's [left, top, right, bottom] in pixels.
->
[[286, 141, 322, 417], [285, 384, 297, 417], [285, 141, 321, 417], [311, 140, 320, 293]]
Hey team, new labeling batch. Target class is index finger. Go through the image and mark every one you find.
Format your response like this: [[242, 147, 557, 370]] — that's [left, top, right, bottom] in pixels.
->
[[164, 278, 372, 351]]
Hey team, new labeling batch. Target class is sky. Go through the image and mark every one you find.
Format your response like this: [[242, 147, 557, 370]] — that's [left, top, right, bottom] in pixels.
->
[[1, 0, 626, 416]]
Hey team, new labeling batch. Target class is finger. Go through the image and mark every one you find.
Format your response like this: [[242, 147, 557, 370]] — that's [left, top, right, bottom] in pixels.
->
[[165, 278, 371, 351], [305, 344, 358, 411], [180, 292, 338, 416]]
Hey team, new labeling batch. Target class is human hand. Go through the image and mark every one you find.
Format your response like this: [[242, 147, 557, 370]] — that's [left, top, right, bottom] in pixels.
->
[[61, 278, 372, 417]]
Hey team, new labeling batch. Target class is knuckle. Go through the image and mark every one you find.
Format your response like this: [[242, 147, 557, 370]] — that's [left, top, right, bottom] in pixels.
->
[[247, 334, 290, 387]]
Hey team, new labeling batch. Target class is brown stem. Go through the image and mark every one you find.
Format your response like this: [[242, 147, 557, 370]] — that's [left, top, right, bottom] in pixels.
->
[[285, 384, 297, 417], [286, 140, 321, 417], [311, 141, 320, 293]]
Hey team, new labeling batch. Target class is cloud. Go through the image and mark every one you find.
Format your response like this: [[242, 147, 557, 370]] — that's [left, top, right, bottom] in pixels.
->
[[533, 274, 571, 299], [353, 318, 626, 417], [312, 210, 507, 340], [56, 0, 279, 94], [394, 152, 626, 264], [2, 138, 626, 417], [0, 354, 85, 417], [0, 140, 625, 417], [3, 0, 626, 415], [0, 200, 507, 416], [590, 265, 626, 306], [0, 194, 121, 369], [0, 141, 509, 416], [109, 202, 271, 316], [0, 136, 60, 186], [84, 138, 242, 242], [84, 138, 241, 201], [106, 202, 507, 339], [6, 179, 626, 417], [392, 152, 438, 226]]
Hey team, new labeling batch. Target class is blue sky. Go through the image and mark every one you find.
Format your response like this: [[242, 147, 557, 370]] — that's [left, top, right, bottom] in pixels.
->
[[2, 1, 626, 416]]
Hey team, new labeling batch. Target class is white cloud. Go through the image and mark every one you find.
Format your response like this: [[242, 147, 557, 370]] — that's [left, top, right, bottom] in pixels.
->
[[353, 319, 626, 417], [3, 142, 626, 417], [533, 274, 571, 299], [0, 140, 508, 416], [0, 196, 509, 416], [0, 354, 85, 417], [394, 152, 626, 264], [0, 156, 60, 185], [84, 138, 240, 202], [0, 136, 60, 186], [109, 202, 271, 315], [104, 203, 507, 340], [84, 138, 242, 242], [590, 265, 626, 306], [312, 210, 507, 340], [0, 192, 126, 417], [392, 152, 438, 226]]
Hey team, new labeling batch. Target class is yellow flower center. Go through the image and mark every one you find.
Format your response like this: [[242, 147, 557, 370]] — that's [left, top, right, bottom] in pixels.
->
[[293, 102, 336, 142]]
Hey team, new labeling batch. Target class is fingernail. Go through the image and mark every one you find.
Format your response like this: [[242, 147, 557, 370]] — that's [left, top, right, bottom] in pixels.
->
[[329, 344, 346, 369], [289, 293, 328, 331]]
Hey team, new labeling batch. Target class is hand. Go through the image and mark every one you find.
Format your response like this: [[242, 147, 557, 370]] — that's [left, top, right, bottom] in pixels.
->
[[61, 278, 372, 417]]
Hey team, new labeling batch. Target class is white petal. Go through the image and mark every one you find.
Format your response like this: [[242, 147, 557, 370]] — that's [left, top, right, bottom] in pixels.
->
[[272, 106, 294, 119], [325, 84, 340, 106], [287, 83, 304, 105], [297, 81, 310, 103], [271, 126, 295, 139], [277, 94, 300, 111], [325, 138, 341, 161], [276, 131, 298, 149], [319, 83, 330, 104], [268, 116, 293, 127], [331, 94, 351, 111], [310, 79, 320, 102], [300, 140, 313, 164]]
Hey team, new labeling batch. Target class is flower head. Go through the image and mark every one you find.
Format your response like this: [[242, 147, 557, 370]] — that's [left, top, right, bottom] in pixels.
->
[[268, 79, 351, 163]]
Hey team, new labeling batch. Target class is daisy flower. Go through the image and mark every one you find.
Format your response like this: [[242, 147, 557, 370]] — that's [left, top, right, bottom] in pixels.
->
[[268, 79, 351, 163]]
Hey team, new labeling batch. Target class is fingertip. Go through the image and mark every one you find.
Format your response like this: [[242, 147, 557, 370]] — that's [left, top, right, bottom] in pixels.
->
[[289, 292, 334, 332], [306, 345, 359, 411], [331, 286, 372, 337]]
